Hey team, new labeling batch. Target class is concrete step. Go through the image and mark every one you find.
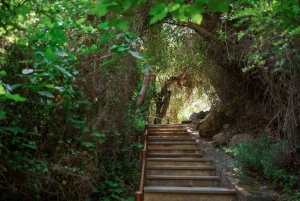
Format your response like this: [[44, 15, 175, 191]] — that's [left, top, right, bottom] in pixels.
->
[[148, 137, 194, 142], [148, 141, 196, 149], [146, 175, 220, 187], [148, 132, 189, 137], [147, 158, 212, 166], [149, 124, 185, 130], [148, 147, 200, 154], [144, 186, 237, 201], [148, 153, 203, 158], [148, 129, 188, 133], [147, 166, 216, 176]]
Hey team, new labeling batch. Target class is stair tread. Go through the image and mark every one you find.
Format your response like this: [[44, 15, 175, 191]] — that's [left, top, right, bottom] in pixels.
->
[[148, 158, 211, 161], [148, 137, 193, 140], [148, 153, 202, 155], [149, 147, 199, 150], [147, 175, 220, 180], [144, 186, 236, 194], [147, 166, 215, 170], [148, 142, 195, 145]]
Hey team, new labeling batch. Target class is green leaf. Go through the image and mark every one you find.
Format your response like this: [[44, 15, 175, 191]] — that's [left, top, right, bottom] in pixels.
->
[[38, 91, 55, 98], [0, 70, 6, 76], [76, 18, 86, 25], [44, 48, 58, 61], [128, 50, 143, 59], [3, 127, 25, 134], [82, 44, 97, 54], [0, 84, 5, 94], [150, 8, 168, 24], [55, 50, 68, 57], [98, 22, 110, 29], [149, 3, 166, 15], [191, 13, 203, 24], [4, 93, 26, 102], [208, 0, 230, 13], [114, 188, 123, 193], [106, 180, 115, 187], [22, 143, 37, 149], [109, 18, 129, 31], [54, 65, 72, 77], [0, 110, 6, 117], [82, 141, 94, 147], [89, 3, 108, 16], [22, 69, 34, 74], [92, 132, 105, 137], [168, 3, 181, 12]]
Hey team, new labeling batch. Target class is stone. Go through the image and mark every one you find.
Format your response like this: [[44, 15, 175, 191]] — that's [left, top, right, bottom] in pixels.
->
[[230, 133, 254, 145], [223, 124, 230, 129], [192, 119, 203, 126], [213, 132, 231, 146], [197, 111, 206, 119], [189, 112, 199, 121], [199, 110, 221, 137]]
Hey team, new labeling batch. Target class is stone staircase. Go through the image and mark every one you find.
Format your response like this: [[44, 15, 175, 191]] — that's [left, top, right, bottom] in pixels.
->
[[144, 124, 237, 201]]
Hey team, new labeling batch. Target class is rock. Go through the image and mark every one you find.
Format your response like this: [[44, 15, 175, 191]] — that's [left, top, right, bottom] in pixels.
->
[[189, 111, 206, 122], [230, 133, 254, 145], [213, 132, 231, 146], [197, 111, 206, 119], [189, 112, 199, 121], [199, 110, 221, 137], [192, 119, 203, 126], [223, 124, 230, 129]]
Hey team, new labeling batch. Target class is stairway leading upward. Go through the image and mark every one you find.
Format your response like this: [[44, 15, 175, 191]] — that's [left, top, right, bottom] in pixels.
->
[[144, 124, 237, 201]]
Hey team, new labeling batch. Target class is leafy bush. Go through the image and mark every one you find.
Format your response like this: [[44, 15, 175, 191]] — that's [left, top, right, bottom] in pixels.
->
[[224, 136, 299, 196]]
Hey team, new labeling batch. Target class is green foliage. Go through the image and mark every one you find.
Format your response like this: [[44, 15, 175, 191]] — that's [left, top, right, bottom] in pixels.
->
[[229, 0, 300, 73], [224, 136, 300, 198]]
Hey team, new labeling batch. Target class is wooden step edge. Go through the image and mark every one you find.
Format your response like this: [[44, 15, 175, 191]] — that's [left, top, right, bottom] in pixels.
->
[[147, 153, 203, 157], [148, 142, 196, 145], [148, 137, 193, 139], [147, 166, 216, 170], [147, 175, 220, 180], [148, 148, 199, 150], [147, 158, 211, 161], [144, 186, 236, 194]]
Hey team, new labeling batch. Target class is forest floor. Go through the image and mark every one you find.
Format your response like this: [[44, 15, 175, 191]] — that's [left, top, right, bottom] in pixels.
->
[[186, 125, 284, 201]]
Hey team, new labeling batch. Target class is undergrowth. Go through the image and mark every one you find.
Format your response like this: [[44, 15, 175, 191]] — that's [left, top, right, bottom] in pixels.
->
[[223, 136, 300, 200]]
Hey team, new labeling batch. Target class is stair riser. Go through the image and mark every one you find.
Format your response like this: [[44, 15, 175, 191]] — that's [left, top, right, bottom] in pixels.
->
[[148, 144, 197, 149], [144, 193, 238, 201], [148, 133, 189, 137], [148, 129, 187, 133], [148, 150, 200, 154], [148, 138, 194, 142], [146, 179, 220, 187], [148, 154, 203, 158], [147, 161, 211, 166], [147, 169, 216, 176], [149, 126, 185, 129]]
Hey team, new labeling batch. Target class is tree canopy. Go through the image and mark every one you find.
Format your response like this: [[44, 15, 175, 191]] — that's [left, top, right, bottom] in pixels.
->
[[1, 0, 300, 200]]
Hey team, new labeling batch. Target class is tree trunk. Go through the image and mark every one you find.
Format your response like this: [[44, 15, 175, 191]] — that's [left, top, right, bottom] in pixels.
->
[[155, 83, 171, 124], [136, 67, 151, 107]]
